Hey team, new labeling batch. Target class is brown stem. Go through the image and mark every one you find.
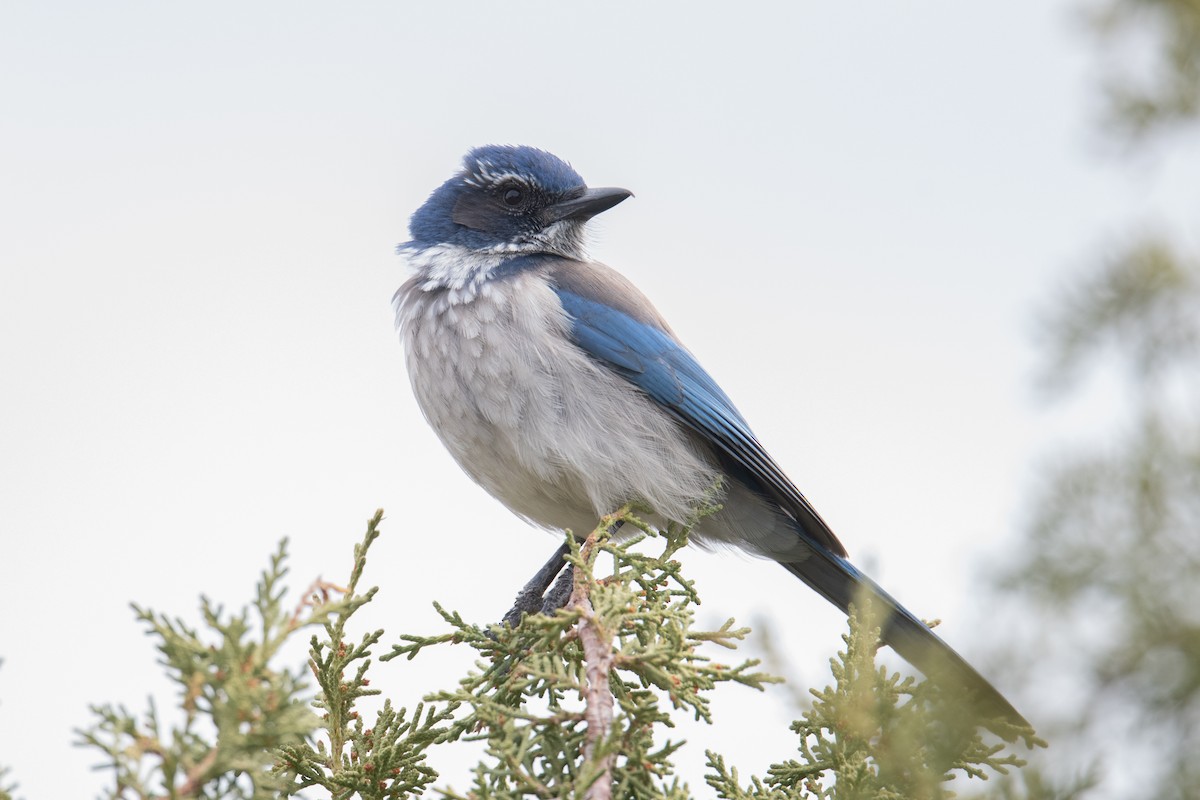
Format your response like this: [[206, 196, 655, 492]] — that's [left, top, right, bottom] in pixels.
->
[[288, 577, 351, 629], [174, 747, 219, 798], [569, 528, 615, 800]]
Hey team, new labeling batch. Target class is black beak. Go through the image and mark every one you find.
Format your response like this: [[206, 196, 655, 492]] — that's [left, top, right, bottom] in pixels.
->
[[544, 186, 633, 224]]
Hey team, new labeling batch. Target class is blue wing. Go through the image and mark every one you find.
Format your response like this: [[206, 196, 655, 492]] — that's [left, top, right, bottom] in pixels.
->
[[551, 278, 1030, 731], [553, 286, 847, 557]]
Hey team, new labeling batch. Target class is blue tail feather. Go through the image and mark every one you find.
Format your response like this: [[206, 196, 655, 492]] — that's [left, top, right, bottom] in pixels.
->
[[781, 551, 1029, 732]]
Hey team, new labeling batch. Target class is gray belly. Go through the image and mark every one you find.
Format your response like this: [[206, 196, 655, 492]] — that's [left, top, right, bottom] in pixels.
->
[[398, 274, 720, 536], [397, 273, 809, 560]]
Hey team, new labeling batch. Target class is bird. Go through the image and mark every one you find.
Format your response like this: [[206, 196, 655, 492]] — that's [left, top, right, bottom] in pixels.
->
[[393, 144, 1028, 732]]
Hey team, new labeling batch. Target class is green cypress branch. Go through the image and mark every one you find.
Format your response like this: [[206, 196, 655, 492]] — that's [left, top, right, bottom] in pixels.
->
[[76, 538, 329, 799], [75, 505, 1038, 799], [275, 510, 458, 799], [386, 504, 780, 799], [705, 601, 1037, 800]]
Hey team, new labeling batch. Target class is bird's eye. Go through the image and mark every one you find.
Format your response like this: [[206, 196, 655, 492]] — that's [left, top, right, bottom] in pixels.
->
[[502, 187, 524, 207]]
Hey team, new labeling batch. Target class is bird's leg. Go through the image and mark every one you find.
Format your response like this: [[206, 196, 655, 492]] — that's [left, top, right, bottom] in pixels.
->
[[501, 542, 570, 628], [539, 562, 576, 615], [501, 520, 627, 627], [536, 519, 625, 616]]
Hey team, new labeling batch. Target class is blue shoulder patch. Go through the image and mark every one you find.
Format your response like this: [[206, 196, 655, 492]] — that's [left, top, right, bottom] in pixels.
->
[[555, 288, 741, 419]]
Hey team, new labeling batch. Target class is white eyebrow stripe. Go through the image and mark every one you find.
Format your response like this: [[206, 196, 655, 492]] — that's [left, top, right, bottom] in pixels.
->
[[464, 168, 529, 188]]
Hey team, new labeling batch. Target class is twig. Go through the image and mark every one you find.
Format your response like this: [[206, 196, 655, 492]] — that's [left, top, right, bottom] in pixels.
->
[[569, 528, 615, 800], [288, 576, 350, 629], [173, 747, 219, 798]]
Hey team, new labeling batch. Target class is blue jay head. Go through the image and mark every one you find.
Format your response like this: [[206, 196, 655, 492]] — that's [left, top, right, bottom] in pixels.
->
[[407, 145, 632, 257]]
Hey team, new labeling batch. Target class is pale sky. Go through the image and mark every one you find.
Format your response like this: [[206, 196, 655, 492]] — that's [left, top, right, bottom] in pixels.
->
[[1, 2, 1192, 797]]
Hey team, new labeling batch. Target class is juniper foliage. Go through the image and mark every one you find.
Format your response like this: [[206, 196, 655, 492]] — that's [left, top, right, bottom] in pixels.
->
[[78, 508, 1035, 799], [387, 504, 778, 800], [76, 531, 373, 799], [706, 602, 1032, 800], [389, 506, 1033, 800], [275, 510, 458, 799]]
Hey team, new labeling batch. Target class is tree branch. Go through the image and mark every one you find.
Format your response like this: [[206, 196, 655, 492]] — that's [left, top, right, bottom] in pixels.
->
[[569, 528, 615, 800]]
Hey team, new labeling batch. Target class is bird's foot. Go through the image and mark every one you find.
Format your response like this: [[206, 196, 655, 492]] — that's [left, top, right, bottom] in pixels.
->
[[539, 564, 575, 615], [500, 542, 570, 628]]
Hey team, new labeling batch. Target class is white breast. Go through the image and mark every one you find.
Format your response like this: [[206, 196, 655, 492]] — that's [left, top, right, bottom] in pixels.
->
[[394, 265, 720, 537]]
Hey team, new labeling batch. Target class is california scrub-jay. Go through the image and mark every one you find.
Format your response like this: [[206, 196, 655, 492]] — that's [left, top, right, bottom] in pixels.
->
[[394, 145, 1026, 729]]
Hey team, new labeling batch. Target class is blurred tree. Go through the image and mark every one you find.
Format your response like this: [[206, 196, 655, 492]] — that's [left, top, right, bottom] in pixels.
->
[[1087, 0, 1200, 140], [989, 1, 1200, 797], [1001, 243, 1200, 797]]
